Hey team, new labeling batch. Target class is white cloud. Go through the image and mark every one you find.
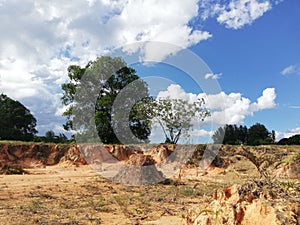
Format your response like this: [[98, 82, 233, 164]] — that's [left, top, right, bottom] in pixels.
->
[[204, 72, 221, 80], [0, 0, 278, 136], [276, 127, 300, 141], [157, 84, 277, 126], [281, 64, 300, 75], [250, 88, 276, 111], [0, 0, 213, 135], [199, 0, 272, 29], [289, 106, 300, 109], [157, 84, 199, 103]]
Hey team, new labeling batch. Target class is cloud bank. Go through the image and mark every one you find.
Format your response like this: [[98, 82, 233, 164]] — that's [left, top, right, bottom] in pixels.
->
[[0, 0, 277, 136]]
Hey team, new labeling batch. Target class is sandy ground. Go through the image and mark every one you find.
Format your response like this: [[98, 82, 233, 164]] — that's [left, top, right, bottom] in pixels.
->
[[0, 165, 191, 225], [1, 145, 299, 225]]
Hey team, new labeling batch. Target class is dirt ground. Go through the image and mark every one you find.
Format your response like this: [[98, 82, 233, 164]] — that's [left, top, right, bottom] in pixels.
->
[[0, 163, 246, 225], [0, 145, 299, 225]]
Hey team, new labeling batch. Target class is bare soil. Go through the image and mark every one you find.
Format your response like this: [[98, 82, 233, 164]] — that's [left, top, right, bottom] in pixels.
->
[[0, 145, 299, 225]]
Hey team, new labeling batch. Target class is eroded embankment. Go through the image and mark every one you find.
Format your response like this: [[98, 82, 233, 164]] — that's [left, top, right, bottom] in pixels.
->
[[1, 143, 299, 179], [0, 143, 87, 174]]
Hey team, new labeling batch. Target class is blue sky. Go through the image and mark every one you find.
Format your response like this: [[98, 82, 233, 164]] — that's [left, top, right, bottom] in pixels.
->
[[0, 0, 299, 142], [195, 0, 300, 137]]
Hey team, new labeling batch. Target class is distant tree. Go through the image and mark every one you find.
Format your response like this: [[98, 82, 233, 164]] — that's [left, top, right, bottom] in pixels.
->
[[277, 134, 300, 145], [223, 125, 238, 145], [34, 131, 69, 143], [238, 125, 248, 144], [212, 126, 225, 144], [277, 138, 289, 145], [0, 94, 37, 141], [213, 123, 275, 145], [58, 133, 68, 143], [213, 124, 247, 145], [247, 123, 272, 146], [137, 97, 210, 144], [45, 130, 56, 142], [271, 130, 276, 143], [61, 56, 151, 144]]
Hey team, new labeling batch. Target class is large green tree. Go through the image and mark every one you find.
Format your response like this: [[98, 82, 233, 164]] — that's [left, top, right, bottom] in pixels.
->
[[61, 56, 151, 144], [0, 94, 37, 141]]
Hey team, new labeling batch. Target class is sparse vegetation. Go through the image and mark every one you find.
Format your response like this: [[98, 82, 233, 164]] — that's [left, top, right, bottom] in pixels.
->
[[0, 144, 299, 224]]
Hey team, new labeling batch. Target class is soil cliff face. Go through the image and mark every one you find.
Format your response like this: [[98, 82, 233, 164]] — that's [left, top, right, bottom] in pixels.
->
[[0, 143, 175, 175], [0, 143, 87, 173]]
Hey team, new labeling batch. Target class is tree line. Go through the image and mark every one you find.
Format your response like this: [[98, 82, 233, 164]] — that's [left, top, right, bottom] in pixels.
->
[[212, 123, 275, 145], [1, 56, 300, 145], [212, 123, 300, 145]]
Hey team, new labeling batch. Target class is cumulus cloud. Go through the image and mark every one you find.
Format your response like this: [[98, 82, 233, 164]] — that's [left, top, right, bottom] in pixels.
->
[[0, 0, 278, 136], [0, 0, 213, 135], [157, 84, 277, 126], [157, 84, 198, 103], [281, 64, 300, 75], [216, 0, 272, 29], [250, 88, 276, 111], [198, 0, 272, 29]]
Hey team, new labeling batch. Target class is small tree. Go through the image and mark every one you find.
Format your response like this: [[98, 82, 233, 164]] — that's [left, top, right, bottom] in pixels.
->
[[45, 130, 56, 142], [138, 97, 210, 144]]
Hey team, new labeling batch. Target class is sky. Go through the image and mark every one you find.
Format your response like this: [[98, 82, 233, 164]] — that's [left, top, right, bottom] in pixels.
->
[[0, 0, 299, 143]]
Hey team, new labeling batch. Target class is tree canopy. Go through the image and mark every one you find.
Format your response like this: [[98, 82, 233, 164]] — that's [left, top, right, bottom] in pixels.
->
[[212, 124, 248, 145], [0, 94, 37, 141], [247, 123, 273, 145], [277, 134, 300, 145], [212, 123, 274, 146], [137, 97, 210, 144], [61, 56, 151, 144]]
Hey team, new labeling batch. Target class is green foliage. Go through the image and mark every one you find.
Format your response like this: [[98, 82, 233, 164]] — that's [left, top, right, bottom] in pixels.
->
[[212, 124, 247, 145], [0, 94, 37, 141], [61, 56, 151, 144], [137, 97, 210, 144], [213, 123, 273, 146], [34, 130, 69, 143], [277, 134, 300, 145], [247, 123, 273, 146]]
